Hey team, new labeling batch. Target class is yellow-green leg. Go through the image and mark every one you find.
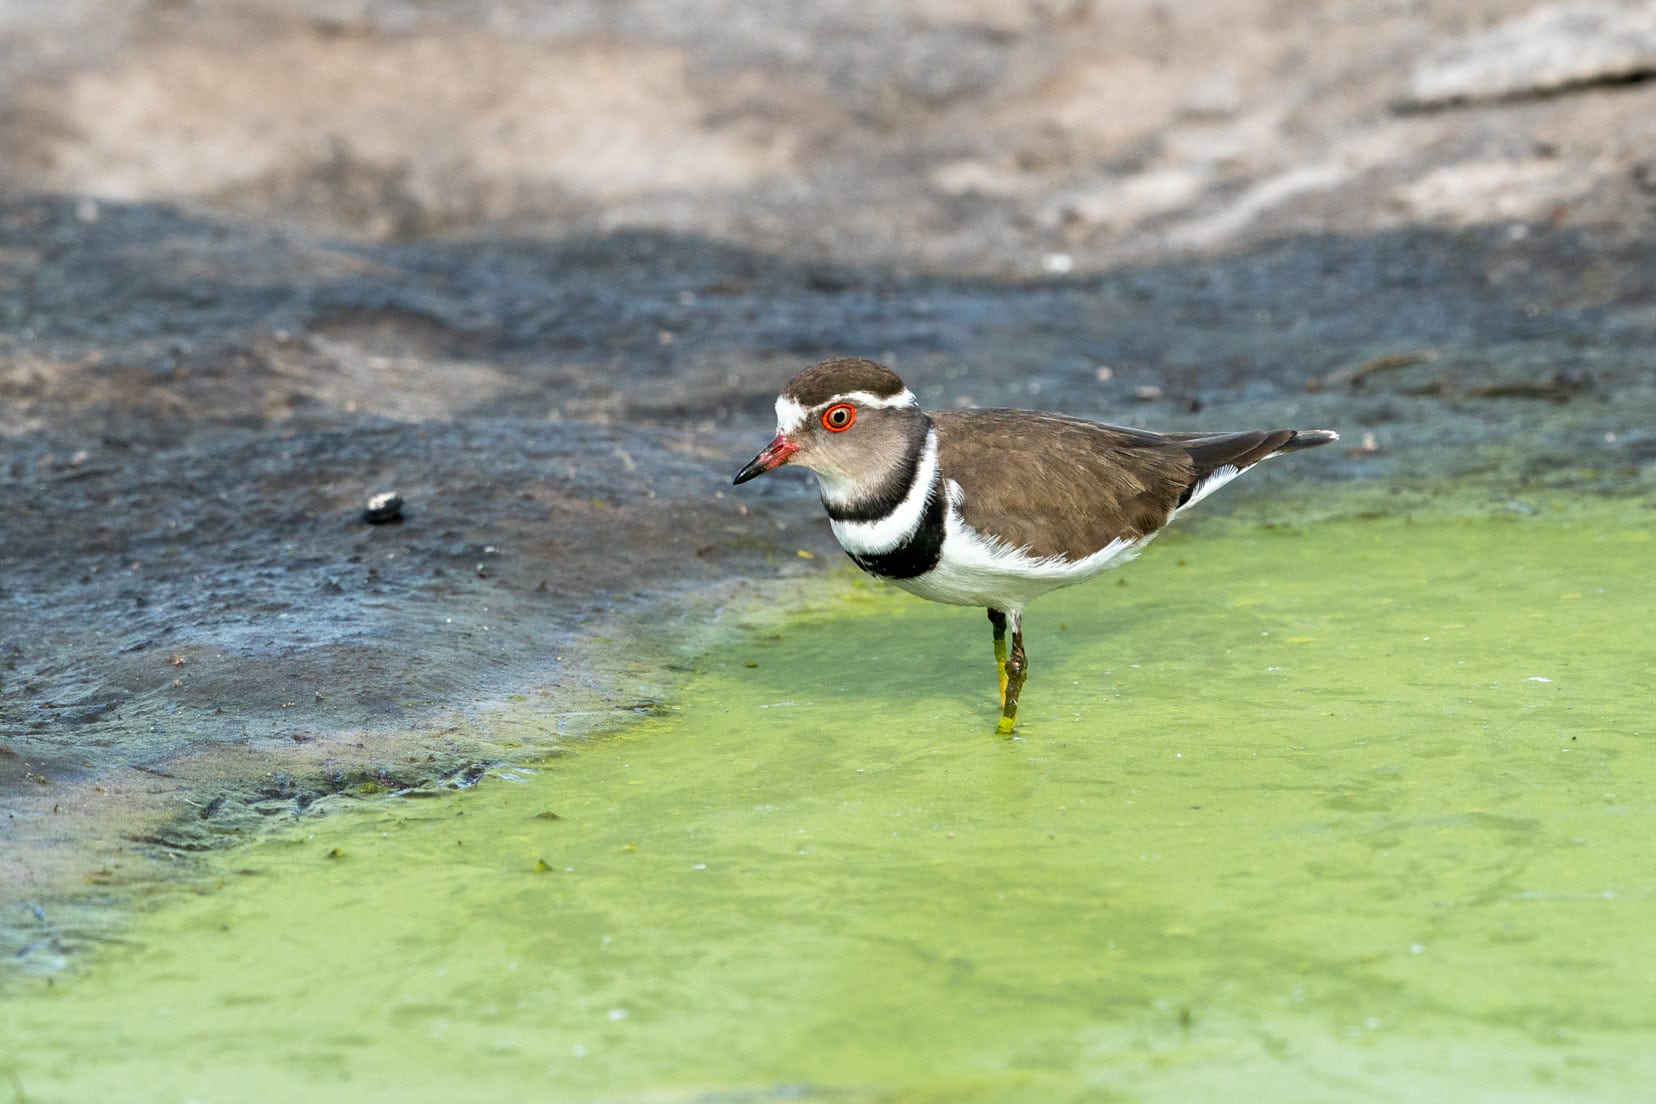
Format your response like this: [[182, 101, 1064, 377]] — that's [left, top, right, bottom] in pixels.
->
[[989, 609, 1009, 701], [988, 609, 1028, 735]]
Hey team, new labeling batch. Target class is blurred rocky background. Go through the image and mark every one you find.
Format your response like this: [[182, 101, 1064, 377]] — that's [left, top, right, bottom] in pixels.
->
[[4, 0, 1655, 963], [9, 0, 1656, 262]]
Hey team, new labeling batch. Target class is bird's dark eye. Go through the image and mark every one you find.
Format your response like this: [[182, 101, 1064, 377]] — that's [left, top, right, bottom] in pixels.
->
[[822, 403, 856, 432]]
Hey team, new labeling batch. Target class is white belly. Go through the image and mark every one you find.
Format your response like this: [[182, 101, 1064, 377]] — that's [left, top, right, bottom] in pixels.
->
[[887, 503, 1152, 612]]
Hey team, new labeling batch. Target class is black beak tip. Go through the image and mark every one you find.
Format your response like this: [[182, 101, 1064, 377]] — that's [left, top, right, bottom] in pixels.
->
[[732, 459, 763, 485]]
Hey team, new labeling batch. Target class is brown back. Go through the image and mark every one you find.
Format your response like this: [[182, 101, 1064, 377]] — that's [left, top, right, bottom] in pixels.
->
[[932, 412, 1324, 560], [932, 410, 1196, 560]]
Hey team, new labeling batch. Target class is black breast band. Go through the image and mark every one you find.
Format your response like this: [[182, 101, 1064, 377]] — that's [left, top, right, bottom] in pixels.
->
[[847, 485, 945, 580]]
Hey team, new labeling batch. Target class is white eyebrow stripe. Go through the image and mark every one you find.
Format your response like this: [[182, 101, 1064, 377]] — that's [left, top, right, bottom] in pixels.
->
[[775, 388, 917, 434], [835, 388, 917, 411], [775, 396, 807, 434]]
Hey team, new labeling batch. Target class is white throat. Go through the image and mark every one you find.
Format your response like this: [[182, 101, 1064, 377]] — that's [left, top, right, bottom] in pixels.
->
[[824, 428, 940, 556]]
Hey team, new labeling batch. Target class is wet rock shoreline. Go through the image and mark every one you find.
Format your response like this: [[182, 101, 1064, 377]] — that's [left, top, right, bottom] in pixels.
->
[[6, 207, 1652, 960], [5, 0, 1656, 969]]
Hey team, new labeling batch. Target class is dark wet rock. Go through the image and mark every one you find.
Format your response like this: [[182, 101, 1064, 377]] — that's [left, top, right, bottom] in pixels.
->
[[1465, 366, 1597, 401]]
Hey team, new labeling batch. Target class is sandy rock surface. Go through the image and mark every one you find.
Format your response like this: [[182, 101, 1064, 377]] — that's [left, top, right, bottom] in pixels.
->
[[3, 0, 1655, 964], [1406, 0, 1656, 108]]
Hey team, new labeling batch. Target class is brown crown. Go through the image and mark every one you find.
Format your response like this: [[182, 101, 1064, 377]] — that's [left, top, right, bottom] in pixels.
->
[[782, 358, 908, 407]]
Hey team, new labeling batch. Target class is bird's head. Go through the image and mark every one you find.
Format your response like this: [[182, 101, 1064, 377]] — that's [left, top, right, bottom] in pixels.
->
[[733, 358, 929, 508]]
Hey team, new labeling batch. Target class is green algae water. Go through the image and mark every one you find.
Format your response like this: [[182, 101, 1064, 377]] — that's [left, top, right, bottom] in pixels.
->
[[5, 509, 1656, 1103]]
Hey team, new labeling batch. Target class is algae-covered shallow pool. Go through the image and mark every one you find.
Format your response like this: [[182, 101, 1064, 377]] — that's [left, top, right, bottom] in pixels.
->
[[4, 507, 1655, 1103]]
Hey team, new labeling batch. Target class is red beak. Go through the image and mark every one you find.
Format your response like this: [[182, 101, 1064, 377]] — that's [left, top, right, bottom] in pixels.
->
[[733, 434, 799, 484]]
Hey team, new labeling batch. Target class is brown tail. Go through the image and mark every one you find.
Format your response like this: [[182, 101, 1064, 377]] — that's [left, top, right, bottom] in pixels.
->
[[1185, 428, 1338, 478], [1176, 428, 1338, 508], [1272, 429, 1340, 453]]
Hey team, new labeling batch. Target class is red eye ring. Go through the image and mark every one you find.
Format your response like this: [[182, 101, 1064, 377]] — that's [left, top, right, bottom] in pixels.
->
[[821, 403, 856, 432]]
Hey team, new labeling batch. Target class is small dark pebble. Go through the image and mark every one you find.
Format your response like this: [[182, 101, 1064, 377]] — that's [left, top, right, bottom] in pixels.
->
[[1634, 160, 1656, 195], [364, 491, 404, 524]]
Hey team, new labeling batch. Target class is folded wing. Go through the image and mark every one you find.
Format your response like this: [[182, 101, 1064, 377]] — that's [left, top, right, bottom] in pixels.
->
[[932, 411, 1336, 561]]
